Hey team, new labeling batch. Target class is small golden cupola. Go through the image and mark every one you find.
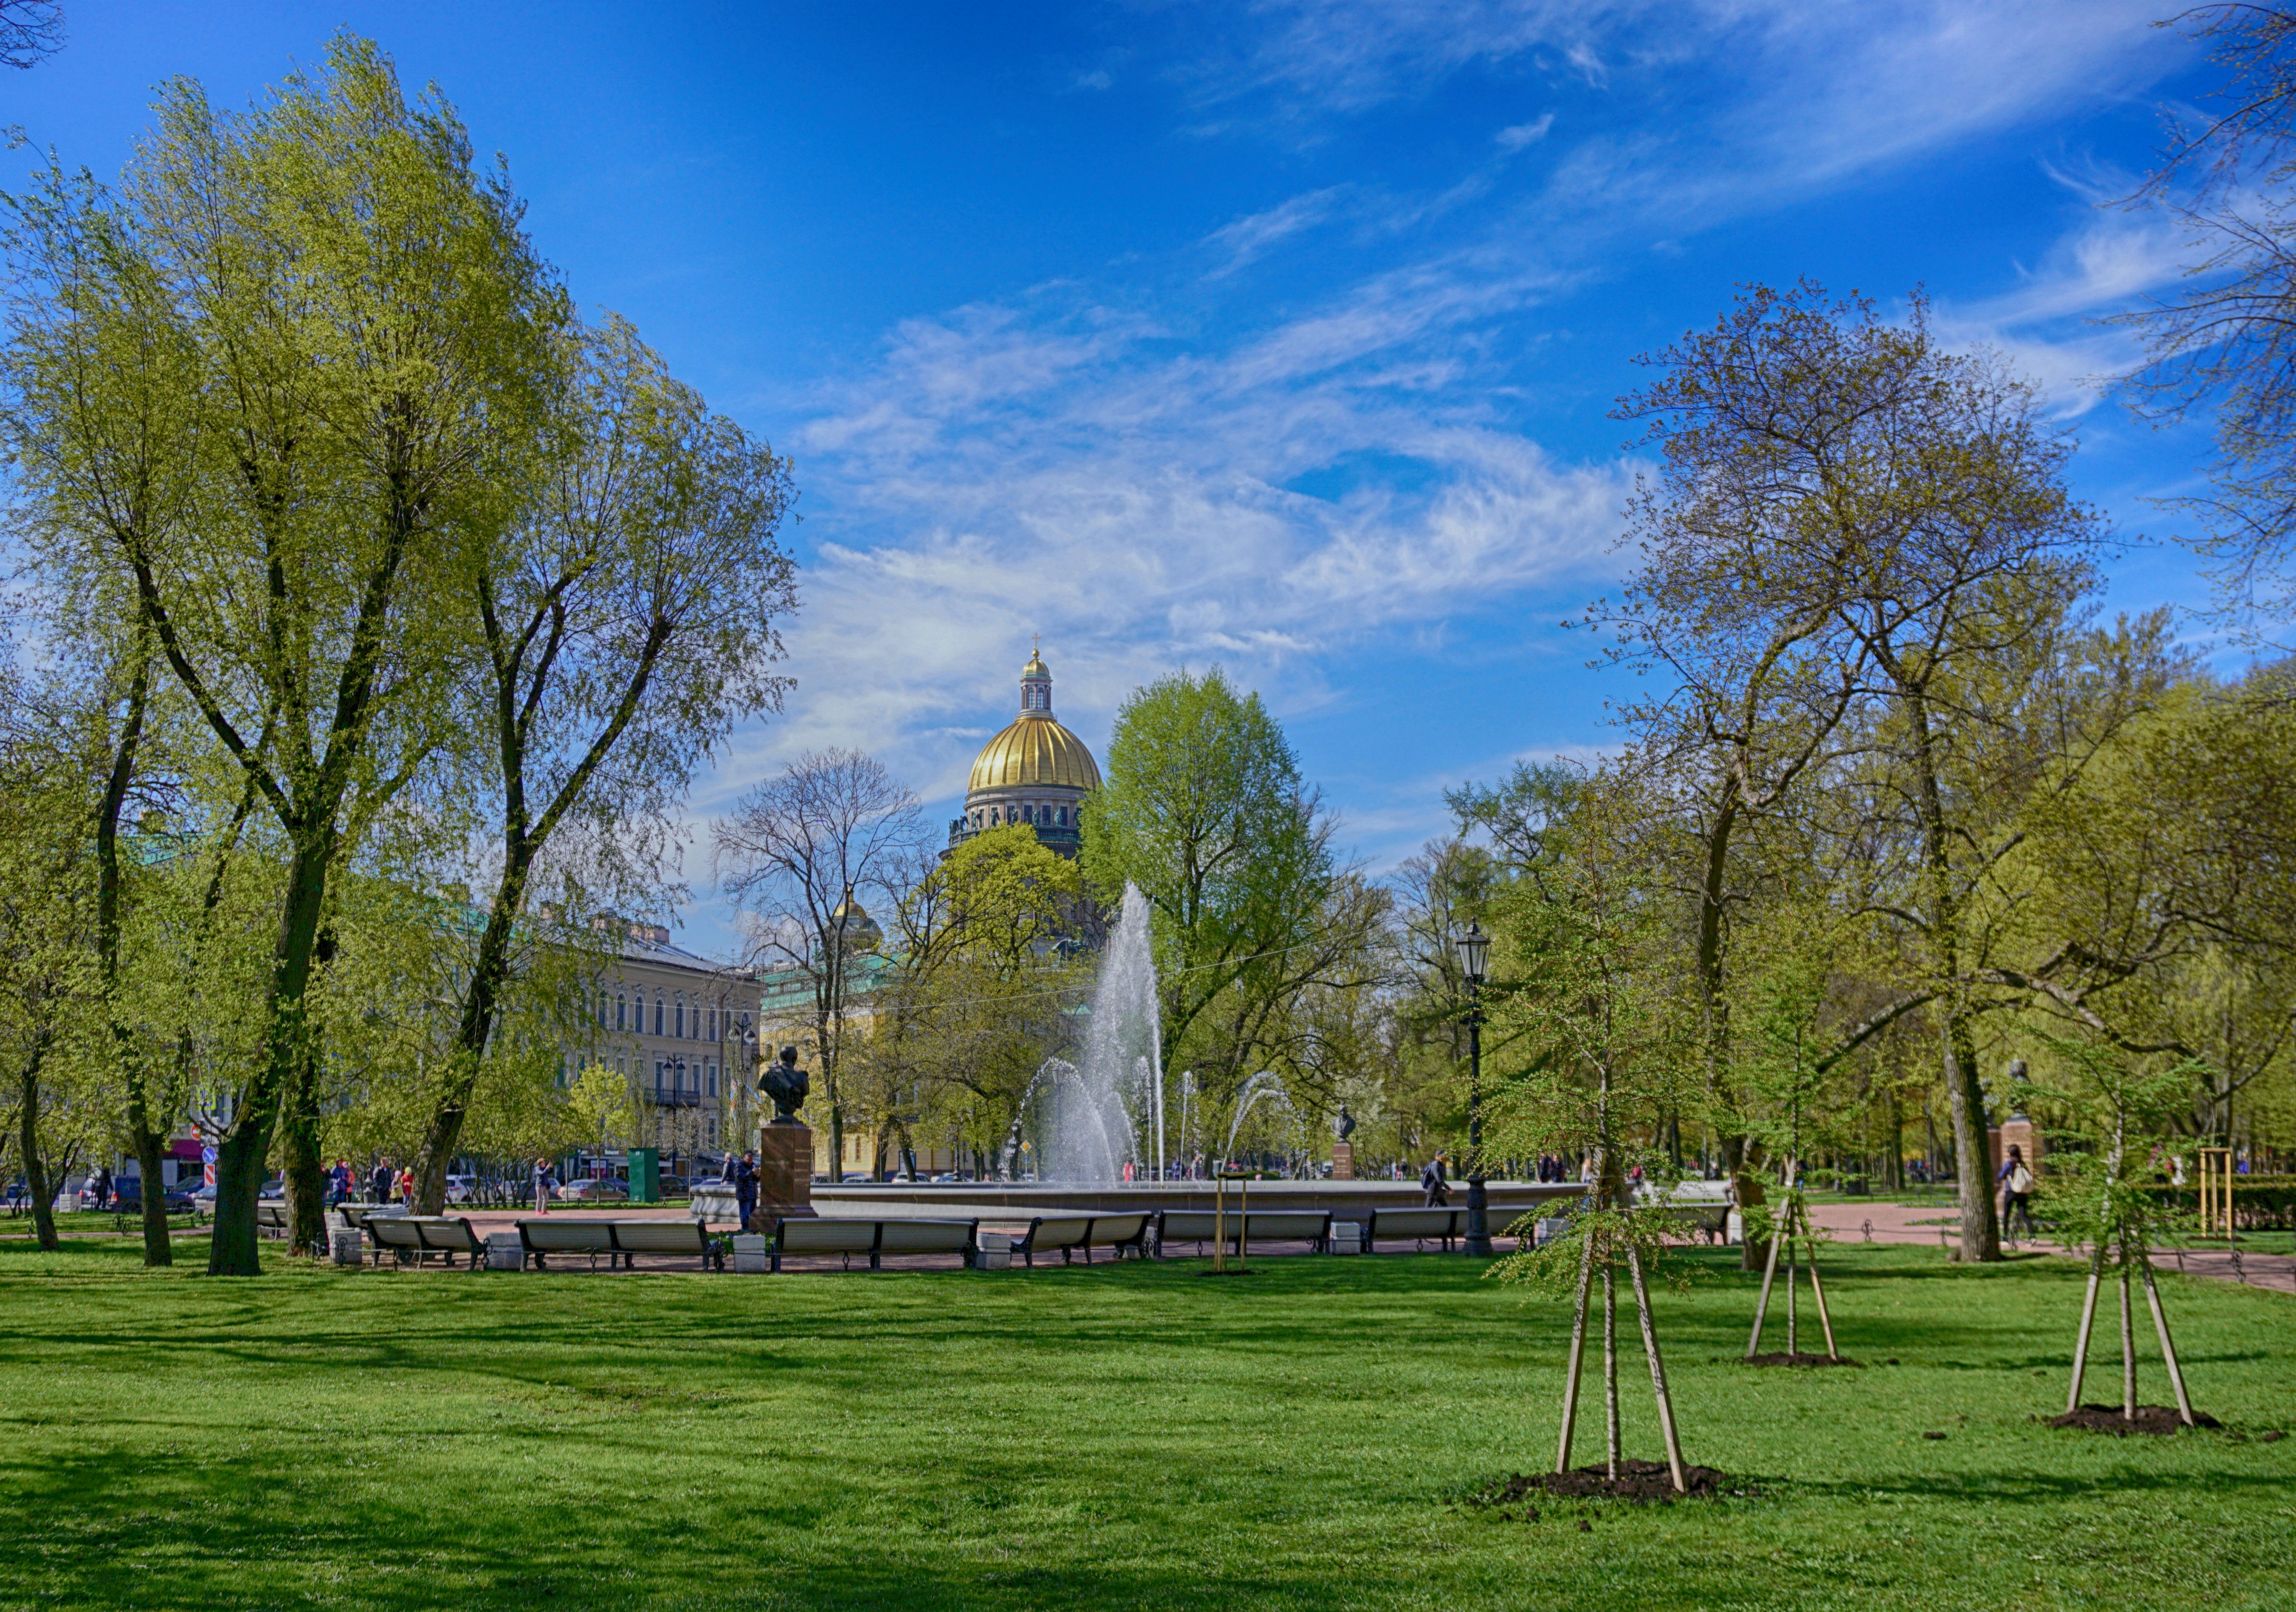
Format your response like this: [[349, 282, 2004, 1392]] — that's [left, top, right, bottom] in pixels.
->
[[949, 643, 1099, 858]]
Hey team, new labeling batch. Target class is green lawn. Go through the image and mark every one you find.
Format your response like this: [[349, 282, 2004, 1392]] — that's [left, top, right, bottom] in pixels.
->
[[0, 1239, 2288, 1612]]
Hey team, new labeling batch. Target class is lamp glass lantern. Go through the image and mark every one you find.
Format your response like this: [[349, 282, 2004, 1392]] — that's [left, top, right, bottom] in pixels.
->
[[1454, 921, 1489, 984]]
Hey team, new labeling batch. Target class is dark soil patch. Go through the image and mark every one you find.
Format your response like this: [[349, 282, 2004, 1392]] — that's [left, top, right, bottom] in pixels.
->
[[2049, 1404, 2222, 1435], [1471, 1460, 1735, 1504], [1743, 1352, 1864, 1368]]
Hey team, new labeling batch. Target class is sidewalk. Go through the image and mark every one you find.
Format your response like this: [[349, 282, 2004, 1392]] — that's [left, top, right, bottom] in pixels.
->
[[1800, 1199, 2296, 1297]]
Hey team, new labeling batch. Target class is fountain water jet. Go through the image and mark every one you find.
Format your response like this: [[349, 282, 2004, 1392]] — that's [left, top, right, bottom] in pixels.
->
[[1021, 884, 1165, 1183]]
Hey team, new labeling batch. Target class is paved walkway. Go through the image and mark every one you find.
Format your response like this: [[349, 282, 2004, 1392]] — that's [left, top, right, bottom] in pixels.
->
[[1801, 1199, 2296, 1297]]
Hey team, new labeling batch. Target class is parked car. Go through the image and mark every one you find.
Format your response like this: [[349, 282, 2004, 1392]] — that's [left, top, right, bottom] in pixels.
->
[[444, 1174, 477, 1204], [98, 1180, 201, 1214], [657, 1174, 689, 1198], [555, 1177, 628, 1202]]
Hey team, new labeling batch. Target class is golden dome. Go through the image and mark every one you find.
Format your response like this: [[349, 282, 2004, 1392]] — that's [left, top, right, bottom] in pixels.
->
[[968, 714, 1101, 795], [1022, 649, 1051, 679]]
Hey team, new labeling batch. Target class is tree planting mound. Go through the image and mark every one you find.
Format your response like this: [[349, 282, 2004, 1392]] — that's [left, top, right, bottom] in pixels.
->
[[2050, 1405, 2222, 1435], [1472, 1460, 1734, 1504]]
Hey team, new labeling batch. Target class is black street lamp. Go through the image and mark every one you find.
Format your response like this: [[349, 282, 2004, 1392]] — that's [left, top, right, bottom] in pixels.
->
[[1454, 920, 1492, 1257]]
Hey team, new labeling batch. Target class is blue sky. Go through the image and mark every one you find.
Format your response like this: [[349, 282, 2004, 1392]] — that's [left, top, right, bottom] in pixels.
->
[[7, 2, 2229, 954]]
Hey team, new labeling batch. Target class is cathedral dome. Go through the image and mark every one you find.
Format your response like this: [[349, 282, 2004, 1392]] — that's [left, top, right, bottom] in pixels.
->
[[968, 712, 1102, 794]]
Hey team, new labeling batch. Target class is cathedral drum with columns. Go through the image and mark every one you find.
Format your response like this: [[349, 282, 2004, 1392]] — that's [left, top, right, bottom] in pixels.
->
[[947, 647, 1100, 857]]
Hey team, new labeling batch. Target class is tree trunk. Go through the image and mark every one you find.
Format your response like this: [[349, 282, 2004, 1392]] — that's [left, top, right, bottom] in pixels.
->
[[131, 1127, 170, 1266], [1942, 1028, 1999, 1262], [94, 631, 172, 1265], [413, 853, 530, 1214], [208, 831, 335, 1277], [1905, 681, 2000, 1263], [17, 1052, 60, 1252]]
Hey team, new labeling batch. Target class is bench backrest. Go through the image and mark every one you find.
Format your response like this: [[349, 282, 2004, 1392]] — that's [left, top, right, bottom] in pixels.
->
[[1158, 1210, 1221, 1240], [610, 1220, 706, 1254], [1238, 1210, 1329, 1240], [1083, 1212, 1149, 1246], [337, 1204, 375, 1228], [519, 1219, 618, 1252], [775, 1218, 878, 1254], [256, 1203, 288, 1228], [1019, 1215, 1092, 1250], [367, 1216, 424, 1250], [1368, 1208, 1461, 1237], [412, 1216, 481, 1252], [875, 1219, 977, 1254]]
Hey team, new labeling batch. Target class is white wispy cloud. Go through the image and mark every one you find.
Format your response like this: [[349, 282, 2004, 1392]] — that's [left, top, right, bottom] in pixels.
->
[[699, 0, 2204, 858], [1495, 113, 1555, 152]]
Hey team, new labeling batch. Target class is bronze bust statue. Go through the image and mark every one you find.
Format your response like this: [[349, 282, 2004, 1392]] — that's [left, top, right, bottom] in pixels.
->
[[759, 1045, 810, 1125]]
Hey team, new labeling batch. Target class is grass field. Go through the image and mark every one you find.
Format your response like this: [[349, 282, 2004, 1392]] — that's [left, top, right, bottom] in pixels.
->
[[0, 1238, 2288, 1612]]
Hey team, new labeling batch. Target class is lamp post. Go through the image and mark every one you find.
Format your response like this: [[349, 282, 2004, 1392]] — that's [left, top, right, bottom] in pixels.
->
[[1455, 920, 1492, 1257]]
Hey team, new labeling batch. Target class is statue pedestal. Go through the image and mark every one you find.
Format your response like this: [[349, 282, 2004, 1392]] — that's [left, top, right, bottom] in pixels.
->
[[1330, 1141, 1356, 1181], [754, 1122, 817, 1231]]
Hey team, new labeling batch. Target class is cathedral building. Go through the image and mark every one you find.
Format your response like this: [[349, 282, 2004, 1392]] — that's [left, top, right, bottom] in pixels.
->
[[946, 645, 1100, 858]]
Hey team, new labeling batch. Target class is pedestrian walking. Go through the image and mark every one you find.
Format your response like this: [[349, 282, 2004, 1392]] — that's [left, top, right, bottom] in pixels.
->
[[532, 1157, 555, 1214], [733, 1151, 758, 1230], [369, 1158, 393, 1205], [1999, 1145, 2037, 1241], [1421, 1151, 1450, 1208]]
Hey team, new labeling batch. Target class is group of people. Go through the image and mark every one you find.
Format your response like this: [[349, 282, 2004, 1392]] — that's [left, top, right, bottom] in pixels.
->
[[321, 1158, 410, 1207]]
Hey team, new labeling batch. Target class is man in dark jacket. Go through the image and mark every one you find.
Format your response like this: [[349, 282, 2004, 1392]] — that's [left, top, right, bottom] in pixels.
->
[[1421, 1152, 1450, 1207], [733, 1152, 758, 1231], [369, 1159, 394, 1205]]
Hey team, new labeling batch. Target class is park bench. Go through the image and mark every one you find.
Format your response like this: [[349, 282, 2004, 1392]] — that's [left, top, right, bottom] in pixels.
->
[[362, 1214, 485, 1269], [1013, 1212, 1151, 1267], [1155, 1208, 1334, 1257], [766, 1216, 981, 1271], [608, 1219, 724, 1271], [1363, 1207, 1468, 1254], [517, 1218, 621, 1270], [256, 1203, 290, 1239]]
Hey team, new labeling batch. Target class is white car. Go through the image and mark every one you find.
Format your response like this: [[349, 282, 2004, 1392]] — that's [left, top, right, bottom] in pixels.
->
[[445, 1174, 477, 1204]]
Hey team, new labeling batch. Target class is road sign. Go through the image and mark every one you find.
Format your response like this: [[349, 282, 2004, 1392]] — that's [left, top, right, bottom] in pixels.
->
[[202, 1145, 217, 1189]]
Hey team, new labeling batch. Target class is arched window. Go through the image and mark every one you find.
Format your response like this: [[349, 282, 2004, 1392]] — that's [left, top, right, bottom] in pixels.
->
[[1057, 807, 1068, 825], [675, 995, 685, 1039], [615, 993, 627, 1031], [706, 1007, 716, 1041], [653, 995, 664, 1035]]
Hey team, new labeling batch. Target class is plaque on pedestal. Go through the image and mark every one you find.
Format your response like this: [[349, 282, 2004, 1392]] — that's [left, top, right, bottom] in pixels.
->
[[1330, 1140, 1356, 1181], [754, 1123, 817, 1230]]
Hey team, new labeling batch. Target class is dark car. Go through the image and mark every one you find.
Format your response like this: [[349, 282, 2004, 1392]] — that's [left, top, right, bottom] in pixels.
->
[[100, 1180, 201, 1214]]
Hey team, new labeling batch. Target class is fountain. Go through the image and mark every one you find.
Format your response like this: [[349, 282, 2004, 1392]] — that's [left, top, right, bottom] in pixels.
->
[[1015, 884, 1165, 1183], [1222, 1070, 1298, 1172]]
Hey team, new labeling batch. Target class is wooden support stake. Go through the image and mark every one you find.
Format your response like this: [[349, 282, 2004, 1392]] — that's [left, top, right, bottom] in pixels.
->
[[1555, 1228, 1596, 1474], [1214, 1174, 1225, 1274], [1803, 1210, 1840, 1361], [1746, 1210, 1782, 1359], [1627, 1243, 1688, 1494], [2067, 1238, 2105, 1415], [2117, 1234, 2137, 1421], [1785, 1215, 1800, 1358], [1603, 1266, 1620, 1477], [2140, 1261, 2196, 1427]]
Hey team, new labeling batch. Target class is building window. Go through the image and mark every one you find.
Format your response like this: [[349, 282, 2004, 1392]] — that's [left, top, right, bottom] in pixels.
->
[[615, 993, 627, 1031], [707, 1007, 716, 1041], [675, 996, 685, 1039], [707, 1061, 718, 1096], [616, 1055, 626, 1077], [1057, 807, 1067, 825], [707, 1117, 718, 1147], [597, 991, 608, 1028], [653, 996, 663, 1035], [654, 1062, 664, 1098]]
